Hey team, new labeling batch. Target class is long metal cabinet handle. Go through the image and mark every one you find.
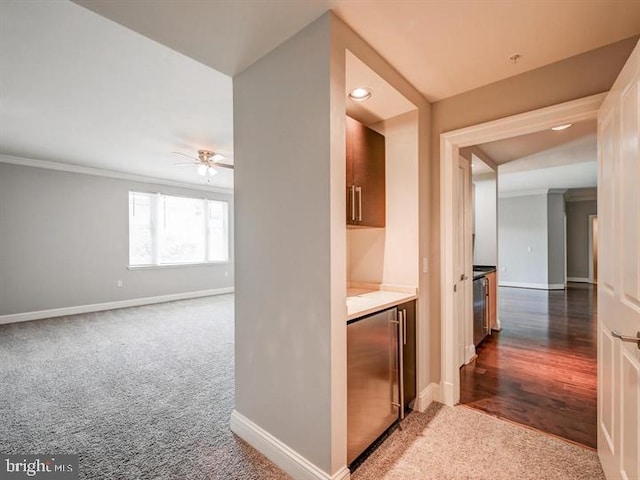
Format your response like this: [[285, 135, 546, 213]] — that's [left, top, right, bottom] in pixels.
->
[[402, 309, 407, 345], [484, 279, 490, 333], [349, 186, 356, 221], [398, 309, 405, 420], [612, 330, 640, 349], [356, 186, 362, 221]]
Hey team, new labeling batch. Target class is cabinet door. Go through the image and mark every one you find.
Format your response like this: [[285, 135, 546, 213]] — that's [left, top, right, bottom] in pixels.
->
[[398, 300, 416, 408], [346, 116, 385, 227]]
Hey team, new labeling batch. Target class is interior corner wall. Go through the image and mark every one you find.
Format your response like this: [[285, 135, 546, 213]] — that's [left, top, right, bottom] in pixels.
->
[[233, 13, 338, 475], [472, 176, 497, 266], [566, 199, 598, 278], [547, 193, 566, 286], [331, 14, 433, 408], [498, 194, 549, 286], [348, 110, 419, 288], [0, 162, 234, 316], [430, 35, 638, 382]]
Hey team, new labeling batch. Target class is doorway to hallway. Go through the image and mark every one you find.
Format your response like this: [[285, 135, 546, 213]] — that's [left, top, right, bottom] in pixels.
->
[[460, 283, 597, 448]]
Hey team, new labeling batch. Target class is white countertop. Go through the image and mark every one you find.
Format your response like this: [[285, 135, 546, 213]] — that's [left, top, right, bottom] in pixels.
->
[[347, 290, 417, 321]]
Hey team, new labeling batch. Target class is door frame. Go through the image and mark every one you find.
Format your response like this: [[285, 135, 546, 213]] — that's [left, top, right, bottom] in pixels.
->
[[439, 92, 606, 406], [588, 214, 598, 284]]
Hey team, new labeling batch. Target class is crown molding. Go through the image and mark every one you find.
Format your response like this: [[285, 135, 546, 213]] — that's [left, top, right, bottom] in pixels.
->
[[0, 154, 234, 195], [499, 188, 549, 198]]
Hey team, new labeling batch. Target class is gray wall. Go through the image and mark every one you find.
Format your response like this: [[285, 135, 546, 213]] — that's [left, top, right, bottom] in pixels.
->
[[0, 162, 234, 315], [473, 175, 497, 266], [428, 36, 637, 381], [547, 192, 566, 286], [498, 194, 549, 286], [566, 199, 597, 279], [233, 13, 340, 474]]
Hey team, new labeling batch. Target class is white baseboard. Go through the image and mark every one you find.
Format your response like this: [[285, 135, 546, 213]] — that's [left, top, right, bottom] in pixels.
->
[[464, 344, 477, 365], [499, 281, 565, 291], [494, 317, 502, 331], [0, 287, 234, 325], [415, 382, 441, 412], [567, 277, 590, 283], [230, 410, 349, 480]]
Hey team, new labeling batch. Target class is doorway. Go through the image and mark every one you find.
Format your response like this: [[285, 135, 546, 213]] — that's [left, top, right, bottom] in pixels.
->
[[451, 110, 599, 447], [440, 93, 605, 407]]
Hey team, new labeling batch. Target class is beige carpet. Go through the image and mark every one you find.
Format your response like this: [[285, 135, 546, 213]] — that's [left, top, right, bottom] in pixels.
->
[[353, 403, 604, 480]]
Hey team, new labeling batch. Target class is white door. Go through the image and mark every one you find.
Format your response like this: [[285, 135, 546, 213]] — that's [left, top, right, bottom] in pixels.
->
[[597, 39, 640, 480], [454, 155, 473, 367]]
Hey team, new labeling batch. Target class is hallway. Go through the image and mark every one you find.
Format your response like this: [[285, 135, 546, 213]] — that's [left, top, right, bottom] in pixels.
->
[[460, 283, 597, 448]]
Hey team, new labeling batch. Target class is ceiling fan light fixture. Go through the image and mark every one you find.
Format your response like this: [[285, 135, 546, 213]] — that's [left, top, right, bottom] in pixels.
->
[[551, 124, 572, 131], [207, 166, 217, 176], [197, 164, 207, 176], [348, 87, 372, 102]]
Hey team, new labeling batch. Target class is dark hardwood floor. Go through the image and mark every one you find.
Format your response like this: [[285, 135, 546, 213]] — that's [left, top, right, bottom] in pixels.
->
[[460, 283, 597, 448]]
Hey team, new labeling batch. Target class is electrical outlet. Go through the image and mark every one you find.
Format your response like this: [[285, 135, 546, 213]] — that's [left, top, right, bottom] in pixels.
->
[[422, 257, 429, 273], [501, 267, 507, 273], [527, 245, 533, 253], [224, 271, 229, 277], [116, 280, 123, 288]]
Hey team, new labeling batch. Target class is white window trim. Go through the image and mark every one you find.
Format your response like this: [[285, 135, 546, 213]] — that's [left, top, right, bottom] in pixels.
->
[[127, 261, 230, 271]]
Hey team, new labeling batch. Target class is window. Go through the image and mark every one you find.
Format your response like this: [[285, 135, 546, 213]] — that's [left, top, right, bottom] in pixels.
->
[[129, 192, 229, 267]]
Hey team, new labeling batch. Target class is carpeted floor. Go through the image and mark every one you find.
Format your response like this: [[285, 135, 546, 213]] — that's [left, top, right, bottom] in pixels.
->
[[1, 295, 604, 479], [352, 403, 604, 480], [0, 295, 286, 479]]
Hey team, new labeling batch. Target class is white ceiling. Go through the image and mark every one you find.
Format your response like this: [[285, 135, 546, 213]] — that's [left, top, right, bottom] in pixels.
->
[[498, 162, 597, 196], [345, 51, 416, 125], [0, 1, 234, 189], [2, 1, 638, 191], [495, 133, 597, 194], [478, 120, 597, 165], [75, 0, 640, 101], [471, 156, 495, 177]]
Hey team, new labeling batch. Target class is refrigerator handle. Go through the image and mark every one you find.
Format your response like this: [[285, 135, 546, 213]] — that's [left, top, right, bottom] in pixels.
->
[[390, 310, 404, 420], [398, 309, 405, 420], [402, 309, 407, 345]]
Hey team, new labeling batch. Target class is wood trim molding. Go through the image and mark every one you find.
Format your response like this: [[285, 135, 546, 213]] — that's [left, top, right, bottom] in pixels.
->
[[464, 344, 477, 365], [414, 382, 441, 412], [440, 93, 605, 407], [567, 277, 591, 283], [0, 287, 234, 325], [230, 410, 350, 480]]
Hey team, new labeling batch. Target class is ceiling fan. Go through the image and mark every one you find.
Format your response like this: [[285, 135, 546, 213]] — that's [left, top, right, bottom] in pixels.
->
[[172, 149, 234, 177]]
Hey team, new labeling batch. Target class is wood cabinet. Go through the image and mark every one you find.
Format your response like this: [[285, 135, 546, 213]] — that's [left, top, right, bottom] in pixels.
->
[[486, 271, 497, 330], [397, 300, 416, 410], [346, 116, 385, 227]]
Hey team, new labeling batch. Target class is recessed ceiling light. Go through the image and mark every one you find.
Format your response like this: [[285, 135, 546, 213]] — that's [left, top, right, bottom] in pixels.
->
[[348, 87, 372, 102], [551, 124, 572, 131]]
